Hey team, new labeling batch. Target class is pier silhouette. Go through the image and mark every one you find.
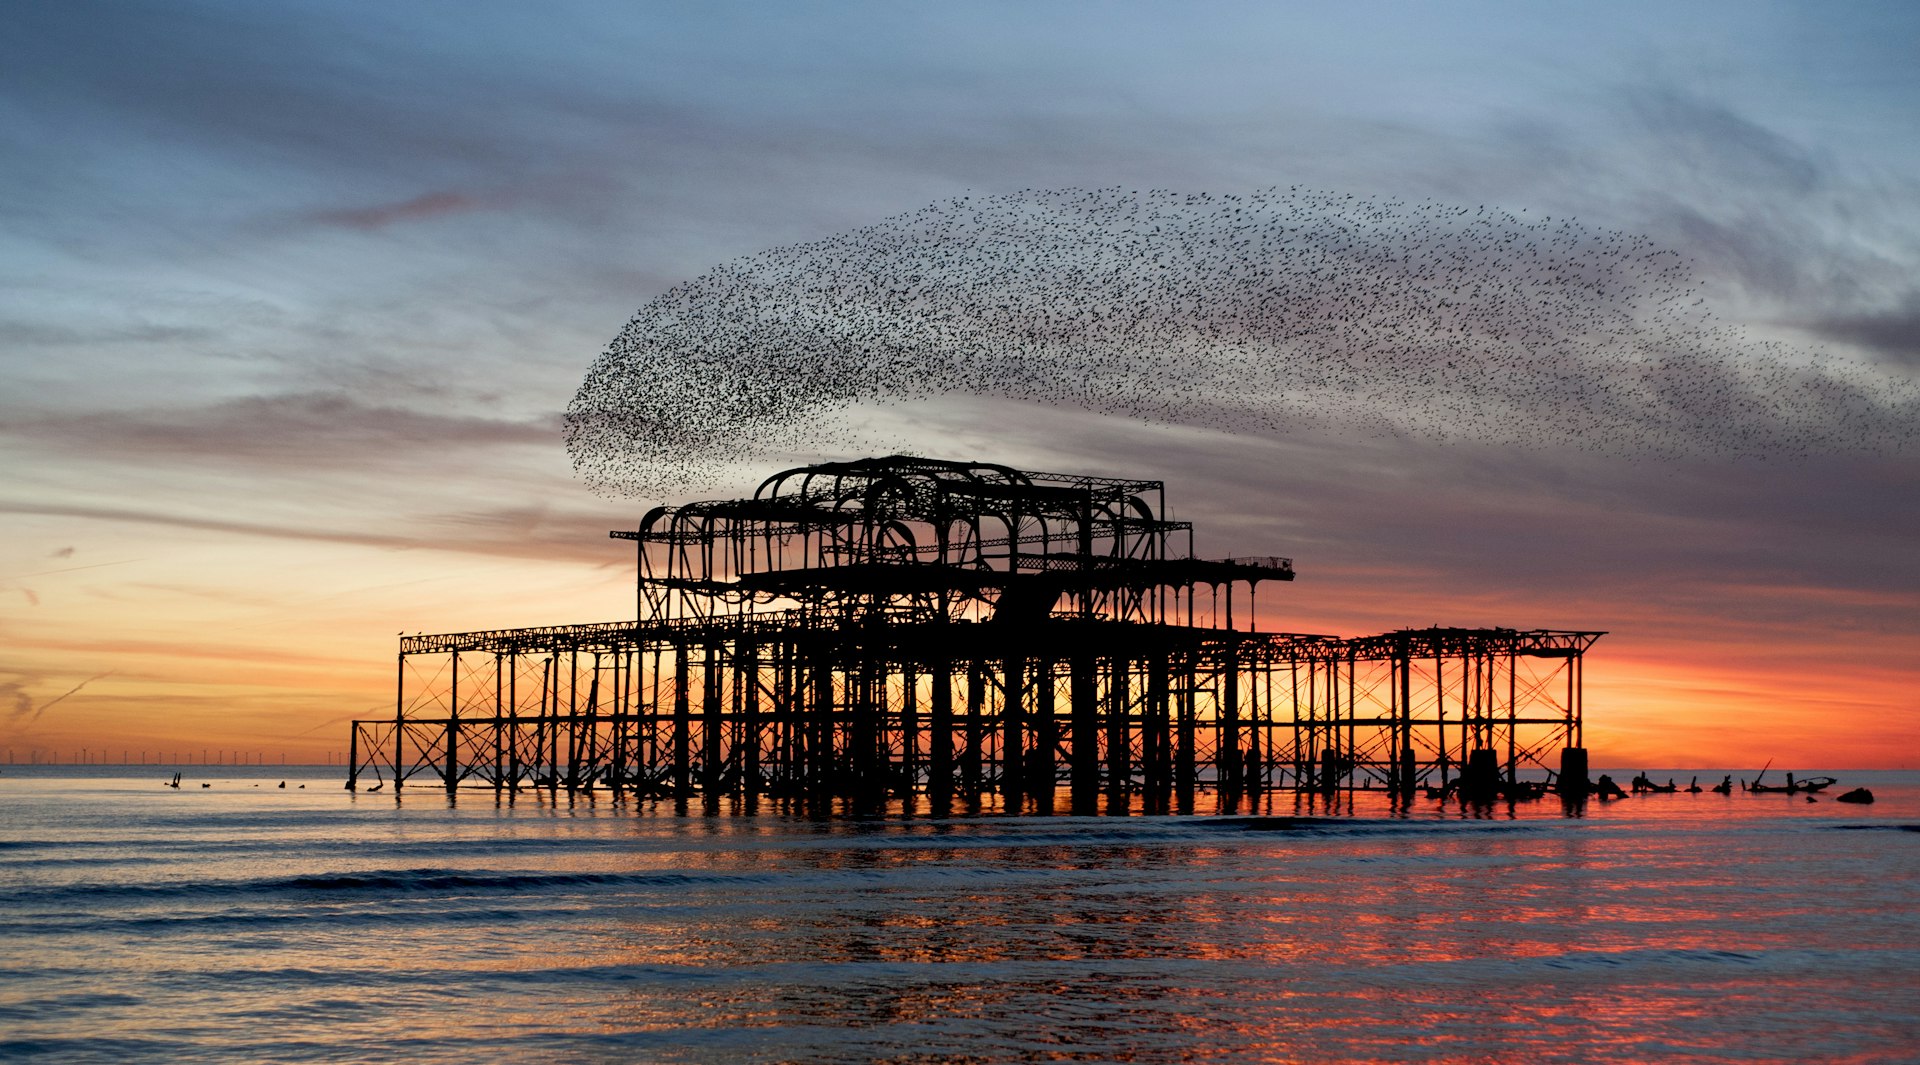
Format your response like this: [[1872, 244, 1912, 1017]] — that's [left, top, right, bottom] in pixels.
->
[[348, 457, 1600, 811]]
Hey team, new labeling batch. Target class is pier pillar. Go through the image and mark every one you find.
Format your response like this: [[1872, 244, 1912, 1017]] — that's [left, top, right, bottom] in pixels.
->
[[672, 647, 690, 796], [1001, 655, 1025, 802], [1461, 748, 1500, 801], [930, 657, 953, 801], [1070, 652, 1098, 813], [1558, 747, 1590, 797], [703, 644, 723, 797]]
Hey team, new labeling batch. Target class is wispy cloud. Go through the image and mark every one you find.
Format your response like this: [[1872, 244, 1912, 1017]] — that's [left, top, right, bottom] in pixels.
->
[[0, 500, 635, 566], [1810, 296, 1920, 368], [2, 392, 554, 469], [7, 671, 112, 725], [308, 191, 485, 231], [0, 676, 31, 719]]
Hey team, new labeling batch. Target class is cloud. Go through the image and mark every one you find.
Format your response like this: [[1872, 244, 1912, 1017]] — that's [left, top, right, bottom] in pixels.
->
[[0, 319, 217, 348], [2, 391, 554, 469], [1623, 88, 1822, 197], [1809, 296, 1920, 367], [308, 191, 485, 231], [26, 672, 112, 722], [0, 677, 30, 719], [0, 500, 636, 566], [3, 671, 111, 724]]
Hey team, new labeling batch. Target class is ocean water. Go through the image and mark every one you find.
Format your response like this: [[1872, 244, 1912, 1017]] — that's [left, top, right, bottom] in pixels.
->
[[1, 767, 1916, 1064]]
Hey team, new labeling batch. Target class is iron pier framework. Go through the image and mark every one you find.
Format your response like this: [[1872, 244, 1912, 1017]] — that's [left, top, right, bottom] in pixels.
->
[[349, 456, 1600, 809]]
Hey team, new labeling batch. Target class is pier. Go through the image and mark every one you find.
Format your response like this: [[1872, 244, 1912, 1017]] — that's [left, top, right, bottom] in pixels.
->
[[348, 456, 1600, 808]]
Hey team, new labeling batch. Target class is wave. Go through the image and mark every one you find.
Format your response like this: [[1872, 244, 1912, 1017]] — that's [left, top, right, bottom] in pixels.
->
[[6, 866, 795, 906]]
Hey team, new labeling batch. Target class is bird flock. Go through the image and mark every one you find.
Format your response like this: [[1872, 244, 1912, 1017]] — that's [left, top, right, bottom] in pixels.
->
[[566, 187, 1918, 496]]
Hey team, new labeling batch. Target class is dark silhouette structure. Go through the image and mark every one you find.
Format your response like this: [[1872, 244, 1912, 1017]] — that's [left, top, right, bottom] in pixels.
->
[[348, 456, 1600, 810]]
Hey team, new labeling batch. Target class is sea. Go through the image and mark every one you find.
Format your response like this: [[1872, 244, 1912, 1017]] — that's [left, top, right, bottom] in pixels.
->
[[2, 766, 1916, 1064]]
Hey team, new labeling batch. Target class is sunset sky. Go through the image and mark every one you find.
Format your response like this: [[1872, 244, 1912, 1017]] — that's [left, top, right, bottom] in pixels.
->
[[3, 1, 1916, 768]]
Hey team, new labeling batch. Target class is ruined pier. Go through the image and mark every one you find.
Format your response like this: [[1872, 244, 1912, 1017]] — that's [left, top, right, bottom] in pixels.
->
[[349, 456, 1599, 809]]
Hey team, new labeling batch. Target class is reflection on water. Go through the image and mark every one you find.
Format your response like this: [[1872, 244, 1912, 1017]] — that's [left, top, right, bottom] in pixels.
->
[[0, 767, 1916, 1063]]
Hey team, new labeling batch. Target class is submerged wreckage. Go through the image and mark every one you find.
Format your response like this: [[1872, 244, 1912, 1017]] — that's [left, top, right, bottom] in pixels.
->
[[348, 456, 1602, 810]]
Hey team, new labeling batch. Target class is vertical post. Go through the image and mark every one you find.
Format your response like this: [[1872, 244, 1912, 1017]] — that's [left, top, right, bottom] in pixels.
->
[[900, 663, 919, 797], [964, 661, 984, 793], [508, 653, 521, 791], [534, 657, 549, 789], [1221, 645, 1241, 794], [672, 645, 691, 796], [771, 640, 791, 793], [742, 641, 760, 797], [930, 656, 954, 801], [493, 653, 504, 791], [616, 649, 629, 789], [853, 660, 879, 801], [1147, 651, 1170, 811], [1573, 649, 1583, 748], [1398, 649, 1414, 794], [1175, 653, 1196, 811], [1435, 650, 1448, 788], [1034, 658, 1057, 806], [1289, 655, 1301, 789], [703, 643, 722, 796], [566, 647, 580, 790], [1345, 652, 1355, 788], [1506, 647, 1517, 785], [1001, 655, 1025, 803], [1304, 658, 1318, 787], [577, 652, 601, 789], [393, 651, 406, 790], [813, 657, 835, 793], [445, 648, 461, 792], [1105, 657, 1131, 800], [1069, 651, 1097, 812]]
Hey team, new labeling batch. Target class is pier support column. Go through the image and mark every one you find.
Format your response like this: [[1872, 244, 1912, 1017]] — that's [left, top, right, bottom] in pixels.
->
[[1070, 653, 1098, 813], [1558, 746, 1590, 798], [930, 657, 953, 803], [672, 647, 690, 796], [1105, 660, 1131, 808], [1221, 648, 1241, 795], [1001, 655, 1025, 803], [1319, 748, 1340, 793], [702, 644, 722, 798], [1146, 652, 1171, 813], [964, 663, 984, 794], [741, 642, 760, 797], [1461, 748, 1500, 802], [1175, 656, 1196, 813]]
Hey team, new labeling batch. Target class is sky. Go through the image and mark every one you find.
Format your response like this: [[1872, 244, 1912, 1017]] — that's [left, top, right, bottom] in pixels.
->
[[2, 0, 1916, 768]]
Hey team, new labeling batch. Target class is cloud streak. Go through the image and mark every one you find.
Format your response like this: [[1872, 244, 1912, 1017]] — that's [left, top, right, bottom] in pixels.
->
[[8, 671, 112, 725], [308, 191, 486, 231], [0, 500, 635, 566], [3, 392, 554, 469]]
